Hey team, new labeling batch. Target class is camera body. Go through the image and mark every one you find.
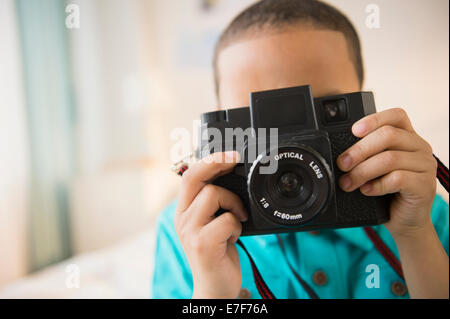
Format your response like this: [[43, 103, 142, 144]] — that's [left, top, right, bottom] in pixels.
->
[[199, 85, 390, 236]]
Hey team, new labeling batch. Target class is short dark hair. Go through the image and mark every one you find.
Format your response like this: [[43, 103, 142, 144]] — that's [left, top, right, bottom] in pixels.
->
[[213, 0, 364, 97]]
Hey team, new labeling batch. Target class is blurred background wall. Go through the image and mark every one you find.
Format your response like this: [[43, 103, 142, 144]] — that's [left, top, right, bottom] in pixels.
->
[[0, 0, 448, 286]]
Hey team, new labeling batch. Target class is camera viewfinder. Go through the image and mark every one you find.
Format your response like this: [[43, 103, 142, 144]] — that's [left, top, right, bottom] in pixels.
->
[[323, 99, 348, 123]]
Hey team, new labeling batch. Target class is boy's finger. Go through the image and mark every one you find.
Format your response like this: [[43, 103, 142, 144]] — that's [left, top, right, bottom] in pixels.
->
[[186, 184, 248, 227], [339, 150, 432, 192], [200, 212, 242, 248], [177, 151, 240, 213], [337, 126, 425, 172], [359, 170, 432, 197], [352, 108, 414, 138]]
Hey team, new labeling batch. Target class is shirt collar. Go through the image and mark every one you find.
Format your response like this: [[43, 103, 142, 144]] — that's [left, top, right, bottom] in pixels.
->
[[331, 226, 374, 251], [332, 225, 400, 259], [250, 226, 376, 252]]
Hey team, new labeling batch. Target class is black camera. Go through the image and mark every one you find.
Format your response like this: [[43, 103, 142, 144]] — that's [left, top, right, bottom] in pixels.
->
[[199, 85, 390, 236]]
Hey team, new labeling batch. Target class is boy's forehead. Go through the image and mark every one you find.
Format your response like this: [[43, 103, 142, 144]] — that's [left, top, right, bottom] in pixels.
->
[[216, 29, 360, 108]]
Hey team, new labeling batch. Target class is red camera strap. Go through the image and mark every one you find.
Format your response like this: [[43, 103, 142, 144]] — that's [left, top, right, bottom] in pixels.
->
[[175, 154, 449, 299], [236, 239, 276, 299], [434, 155, 449, 192], [363, 226, 404, 279]]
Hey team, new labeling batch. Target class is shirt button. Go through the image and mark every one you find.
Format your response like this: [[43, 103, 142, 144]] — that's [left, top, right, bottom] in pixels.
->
[[238, 288, 251, 299], [309, 231, 320, 235], [391, 281, 407, 296], [312, 270, 328, 286]]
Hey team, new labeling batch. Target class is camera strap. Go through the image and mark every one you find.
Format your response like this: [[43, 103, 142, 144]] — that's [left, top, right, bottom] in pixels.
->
[[434, 154, 449, 192], [363, 226, 404, 278], [236, 239, 276, 299], [173, 154, 448, 299]]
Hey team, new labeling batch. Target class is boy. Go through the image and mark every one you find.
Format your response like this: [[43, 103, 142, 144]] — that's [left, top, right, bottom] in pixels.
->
[[152, 0, 449, 298]]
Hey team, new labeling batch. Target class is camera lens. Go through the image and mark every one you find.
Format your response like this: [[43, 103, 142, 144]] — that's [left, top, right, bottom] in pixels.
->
[[277, 172, 302, 197], [247, 144, 332, 226]]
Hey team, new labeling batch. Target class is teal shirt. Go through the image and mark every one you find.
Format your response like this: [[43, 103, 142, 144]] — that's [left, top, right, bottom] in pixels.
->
[[152, 195, 449, 299]]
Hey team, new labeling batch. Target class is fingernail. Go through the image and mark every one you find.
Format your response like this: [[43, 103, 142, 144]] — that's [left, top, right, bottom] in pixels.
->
[[361, 183, 372, 194], [339, 154, 352, 170], [224, 151, 240, 163], [340, 175, 352, 191], [353, 122, 367, 136]]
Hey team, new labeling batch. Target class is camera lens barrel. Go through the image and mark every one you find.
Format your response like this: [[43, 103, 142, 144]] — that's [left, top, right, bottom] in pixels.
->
[[247, 144, 333, 226]]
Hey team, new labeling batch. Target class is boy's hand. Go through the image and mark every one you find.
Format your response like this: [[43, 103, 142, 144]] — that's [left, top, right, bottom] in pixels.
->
[[174, 151, 248, 299], [337, 108, 438, 238]]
